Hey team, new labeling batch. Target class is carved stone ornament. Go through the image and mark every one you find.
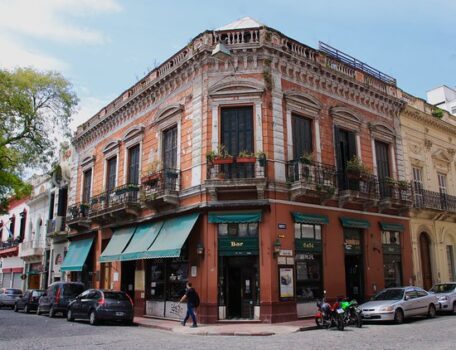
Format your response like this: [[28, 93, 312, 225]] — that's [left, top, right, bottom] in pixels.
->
[[424, 139, 432, 151], [409, 143, 421, 155]]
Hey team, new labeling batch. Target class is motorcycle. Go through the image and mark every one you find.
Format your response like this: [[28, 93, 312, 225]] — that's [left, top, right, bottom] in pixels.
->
[[315, 296, 344, 331], [340, 298, 363, 328]]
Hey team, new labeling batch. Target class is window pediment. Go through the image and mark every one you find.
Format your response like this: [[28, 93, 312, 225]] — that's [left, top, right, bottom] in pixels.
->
[[330, 106, 361, 131], [81, 155, 96, 169], [369, 122, 395, 143], [152, 104, 183, 126], [284, 90, 321, 117], [102, 140, 121, 154], [122, 125, 145, 142], [209, 78, 264, 98], [432, 149, 452, 163]]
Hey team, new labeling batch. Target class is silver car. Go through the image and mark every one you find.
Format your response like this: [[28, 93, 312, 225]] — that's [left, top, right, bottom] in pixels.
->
[[0, 288, 23, 309], [360, 286, 438, 324], [429, 282, 456, 314]]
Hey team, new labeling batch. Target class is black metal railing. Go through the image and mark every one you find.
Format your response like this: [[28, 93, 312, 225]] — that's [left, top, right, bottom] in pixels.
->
[[89, 184, 140, 214], [377, 179, 413, 203], [0, 237, 22, 250], [207, 157, 266, 180], [67, 202, 90, 222], [413, 189, 456, 212], [286, 160, 337, 189], [46, 216, 66, 234], [141, 168, 180, 198]]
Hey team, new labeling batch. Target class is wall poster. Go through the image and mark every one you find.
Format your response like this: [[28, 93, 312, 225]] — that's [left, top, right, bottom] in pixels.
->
[[279, 267, 295, 299]]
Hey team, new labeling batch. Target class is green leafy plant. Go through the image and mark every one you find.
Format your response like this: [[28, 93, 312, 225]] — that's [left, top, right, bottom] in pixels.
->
[[238, 150, 255, 158], [432, 108, 444, 119], [346, 156, 370, 177], [397, 180, 409, 190], [384, 177, 397, 186], [300, 152, 314, 164]]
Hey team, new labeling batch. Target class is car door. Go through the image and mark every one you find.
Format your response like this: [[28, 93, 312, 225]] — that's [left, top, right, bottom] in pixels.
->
[[415, 288, 431, 315], [80, 290, 96, 319], [403, 289, 418, 317], [71, 290, 89, 317], [41, 286, 53, 312], [19, 291, 30, 309]]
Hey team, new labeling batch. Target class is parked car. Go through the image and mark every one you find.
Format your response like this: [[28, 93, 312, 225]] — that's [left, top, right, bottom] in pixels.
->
[[13, 289, 45, 313], [37, 282, 85, 317], [429, 282, 456, 314], [0, 288, 23, 309], [67, 289, 134, 325], [360, 286, 438, 324]]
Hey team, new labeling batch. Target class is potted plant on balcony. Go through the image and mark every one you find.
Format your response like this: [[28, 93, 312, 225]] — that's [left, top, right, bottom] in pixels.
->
[[299, 152, 314, 165], [256, 151, 267, 167], [213, 145, 233, 165], [345, 156, 369, 180], [141, 160, 162, 184], [216, 171, 225, 180], [397, 180, 409, 190], [80, 202, 90, 210], [127, 183, 140, 191], [236, 150, 256, 163], [384, 176, 397, 188]]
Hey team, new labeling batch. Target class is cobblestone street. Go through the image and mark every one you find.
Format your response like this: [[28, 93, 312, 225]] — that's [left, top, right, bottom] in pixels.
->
[[0, 309, 455, 350]]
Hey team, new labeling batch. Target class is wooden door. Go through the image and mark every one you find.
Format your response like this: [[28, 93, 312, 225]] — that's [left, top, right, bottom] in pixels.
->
[[419, 233, 433, 290]]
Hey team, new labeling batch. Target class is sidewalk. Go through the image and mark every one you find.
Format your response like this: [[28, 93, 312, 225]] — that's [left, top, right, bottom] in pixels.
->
[[133, 316, 317, 336]]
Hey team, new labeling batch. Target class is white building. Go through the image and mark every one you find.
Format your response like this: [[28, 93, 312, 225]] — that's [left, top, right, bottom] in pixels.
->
[[427, 85, 456, 115]]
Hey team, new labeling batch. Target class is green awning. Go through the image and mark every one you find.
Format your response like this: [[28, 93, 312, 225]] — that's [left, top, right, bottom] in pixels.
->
[[208, 211, 262, 224], [379, 222, 405, 232], [292, 212, 329, 225], [120, 221, 164, 261], [61, 238, 94, 272], [144, 213, 199, 259], [340, 217, 370, 229], [99, 227, 136, 263]]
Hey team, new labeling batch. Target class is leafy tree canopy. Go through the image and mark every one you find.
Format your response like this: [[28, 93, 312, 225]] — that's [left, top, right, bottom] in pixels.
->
[[0, 67, 78, 213]]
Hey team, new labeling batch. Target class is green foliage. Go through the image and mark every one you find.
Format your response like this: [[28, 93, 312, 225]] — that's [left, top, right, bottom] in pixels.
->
[[0, 67, 78, 213], [432, 108, 444, 119]]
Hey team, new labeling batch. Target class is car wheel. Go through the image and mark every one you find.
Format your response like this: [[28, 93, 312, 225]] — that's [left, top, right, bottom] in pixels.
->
[[427, 304, 436, 318], [453, 302, 456, 315], [394, 309, 404, 324], [67, 309, 74, 322], [13, 303, 18, 312], [24, 305, 29, 314], [89, 311, 97, 326], [49, 305, 55, 318]]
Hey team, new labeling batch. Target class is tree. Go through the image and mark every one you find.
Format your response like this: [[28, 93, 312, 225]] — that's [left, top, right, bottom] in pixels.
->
[[0, 68, 78, 213]]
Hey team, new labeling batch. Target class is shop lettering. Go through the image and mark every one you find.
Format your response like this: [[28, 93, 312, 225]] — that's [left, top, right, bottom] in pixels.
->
[[345, 239, 360, 246], [231, 241, 244, 247], [302, 242, 315, 249]]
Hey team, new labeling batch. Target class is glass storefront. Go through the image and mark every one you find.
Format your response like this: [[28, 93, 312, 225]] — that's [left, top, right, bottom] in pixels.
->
[[294, 223, 323, 301], [382, 230, 402, 287]]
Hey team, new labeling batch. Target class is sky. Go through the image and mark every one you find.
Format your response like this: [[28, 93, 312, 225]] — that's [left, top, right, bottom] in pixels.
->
[[0, 0, 454, 131]]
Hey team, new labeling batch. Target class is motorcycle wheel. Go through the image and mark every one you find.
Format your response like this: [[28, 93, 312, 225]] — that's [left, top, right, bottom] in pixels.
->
[[336, 315, 344, 331], [315, 317, 323, 329], [355, 313, 363, 328]]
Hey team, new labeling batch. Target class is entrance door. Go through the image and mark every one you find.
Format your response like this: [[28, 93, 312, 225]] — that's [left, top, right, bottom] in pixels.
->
[[344, 228, 364, 300], [419, 232, 433, 290], [223, 256, 258, 319], [28, 274, 40, 289], [121, 260, 136, 300]]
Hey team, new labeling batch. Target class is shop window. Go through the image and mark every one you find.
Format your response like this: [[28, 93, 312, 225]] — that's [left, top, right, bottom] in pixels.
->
[[382, 230, 402, 288], [218, 223, 259, 237], [381, 231, 400, 245], [150, 262, 165, 299], [295, 223, 321, 240], [148, 257, 189, 302]]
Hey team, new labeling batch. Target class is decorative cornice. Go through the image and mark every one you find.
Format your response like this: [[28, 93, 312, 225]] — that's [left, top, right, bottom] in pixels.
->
[[402, 105, 456, 134]]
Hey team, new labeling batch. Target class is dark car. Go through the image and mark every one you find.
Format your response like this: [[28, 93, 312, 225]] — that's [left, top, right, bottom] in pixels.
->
[[37, 282, 85, 317], [67, 289, 134, 325], [0, 288, 23, 309], [14, 289, 45, 313]]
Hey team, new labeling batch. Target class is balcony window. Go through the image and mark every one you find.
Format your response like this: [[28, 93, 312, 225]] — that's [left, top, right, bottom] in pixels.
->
[[128, 144, 140, 185], [82, 169, 92, 204], [106, 156, 117, 192], [292, 114, 312, 160]]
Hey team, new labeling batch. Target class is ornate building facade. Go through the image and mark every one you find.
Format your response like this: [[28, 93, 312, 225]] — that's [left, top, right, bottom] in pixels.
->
[[66, 17, 413, 323]]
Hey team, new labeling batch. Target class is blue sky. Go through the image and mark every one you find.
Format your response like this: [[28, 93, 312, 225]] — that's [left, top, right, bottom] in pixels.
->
[[0, 0, 454, 129]]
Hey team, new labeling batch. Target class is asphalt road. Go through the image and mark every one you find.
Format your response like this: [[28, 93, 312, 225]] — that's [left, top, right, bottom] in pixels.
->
[[0, 308, 455, 350]]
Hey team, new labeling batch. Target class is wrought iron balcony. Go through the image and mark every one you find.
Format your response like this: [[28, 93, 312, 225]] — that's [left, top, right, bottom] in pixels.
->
[[378, 180, 413, 212], [19, 240, 46, 259], [66, 202, 91, 230], [89, 184, 141, 223], [46, 216, 66, 236], [0, 238, 21, 257], [286, 160, 337, 202], [205, 157, 267, 200], [413, 189, 456, 213], [141, 168, 180, 209], [336, 170, 379, 208]]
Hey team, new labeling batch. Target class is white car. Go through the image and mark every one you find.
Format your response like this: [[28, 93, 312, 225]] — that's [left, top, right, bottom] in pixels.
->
[[360, 286, 438, 324], [429, 282, 456, 314]]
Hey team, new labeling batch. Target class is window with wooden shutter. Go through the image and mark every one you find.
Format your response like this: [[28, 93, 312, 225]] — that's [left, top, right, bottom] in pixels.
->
[[106, 157, 117, 192], [292, 114, 312, 160], [163, 126, 177, 170], [82, 169, 92, 203], [128, 145, 140, 184]]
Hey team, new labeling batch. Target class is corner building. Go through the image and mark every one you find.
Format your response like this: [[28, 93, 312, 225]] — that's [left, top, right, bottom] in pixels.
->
[[66, 18, 413, 323]]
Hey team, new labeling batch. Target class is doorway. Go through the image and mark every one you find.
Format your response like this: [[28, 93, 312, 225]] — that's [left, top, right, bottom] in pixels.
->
[[28, 274, 40, 289], [121, 260, 136, 300], [220, 256, 258, 319], [419, 232, 433, 290], [344, 228, 364, 301]]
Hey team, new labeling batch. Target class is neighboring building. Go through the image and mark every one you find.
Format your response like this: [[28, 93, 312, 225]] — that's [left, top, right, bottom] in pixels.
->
[[67, 17, 413, 323], [398, 90, 456, 289], [426, 85, 456, 116], [0, 198, 28, 289], [18, 174, 50, 289]]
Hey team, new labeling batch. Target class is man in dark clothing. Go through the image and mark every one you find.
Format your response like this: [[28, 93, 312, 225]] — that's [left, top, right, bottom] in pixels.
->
[[179, 282, 198, 327]]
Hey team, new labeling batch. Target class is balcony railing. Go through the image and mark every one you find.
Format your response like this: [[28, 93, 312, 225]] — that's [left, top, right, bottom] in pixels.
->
[[141, 169, 180, 207], [207, 157, 266, 180], [0, 238, 22, 250], [89, 184, 141, 219], [413, 189, 456, 213], [46, 216, 66, 235]]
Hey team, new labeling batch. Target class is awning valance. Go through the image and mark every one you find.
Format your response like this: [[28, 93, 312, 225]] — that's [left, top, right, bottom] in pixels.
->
[[379, 222, 405, 232], [340, 217, 370, 229], [292, 212, 329, 225], [208, 211, 262, 224], [120, 221, 164, 261], [61, 238, 94, 272], [144, 213, 199, 259], [99, 227, 136, 263]]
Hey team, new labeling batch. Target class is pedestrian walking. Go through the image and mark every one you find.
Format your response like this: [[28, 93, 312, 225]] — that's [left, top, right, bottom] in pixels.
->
[[179, 282, 200, 328]]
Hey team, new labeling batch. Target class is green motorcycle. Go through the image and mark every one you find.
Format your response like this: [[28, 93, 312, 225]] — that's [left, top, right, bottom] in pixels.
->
[[340, 299, 363, 328]]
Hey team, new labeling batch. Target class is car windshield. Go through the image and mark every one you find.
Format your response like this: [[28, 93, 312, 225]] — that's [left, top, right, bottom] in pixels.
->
[[430, 284, 456, 293], [372, 289, 404, 301], [32, 290, 44, 297], [103, 292, 129, 301], [62, 284, 85, 297], [6, 289, 22, 295]]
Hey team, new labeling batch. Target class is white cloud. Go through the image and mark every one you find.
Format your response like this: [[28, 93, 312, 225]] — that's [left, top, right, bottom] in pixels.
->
[[71, 95, 112, 131], [0, 34, 68, 70], [0, 0, 121, 44]]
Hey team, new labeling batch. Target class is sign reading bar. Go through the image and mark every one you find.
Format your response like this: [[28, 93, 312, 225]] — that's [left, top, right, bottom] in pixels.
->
[[218, 237, 259, 256]]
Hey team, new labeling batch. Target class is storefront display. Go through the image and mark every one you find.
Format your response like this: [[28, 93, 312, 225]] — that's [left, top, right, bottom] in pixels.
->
[[382, 229, 402, 287]]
